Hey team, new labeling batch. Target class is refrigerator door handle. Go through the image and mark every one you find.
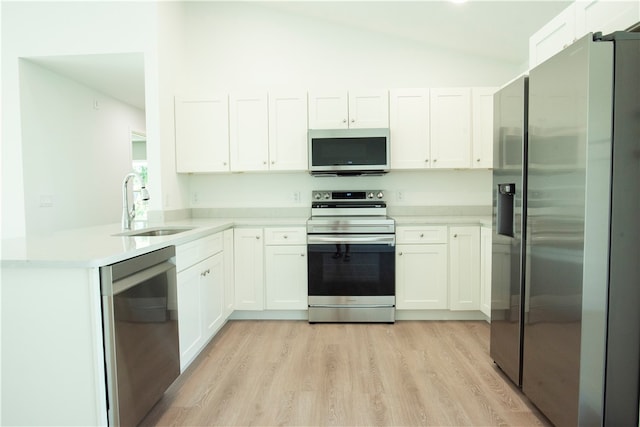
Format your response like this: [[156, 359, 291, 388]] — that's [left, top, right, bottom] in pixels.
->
[[497, 183, 516, 237]]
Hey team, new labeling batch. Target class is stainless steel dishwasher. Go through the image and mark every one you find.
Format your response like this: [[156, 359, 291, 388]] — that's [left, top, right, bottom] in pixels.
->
[[100, 246, 179, 427]]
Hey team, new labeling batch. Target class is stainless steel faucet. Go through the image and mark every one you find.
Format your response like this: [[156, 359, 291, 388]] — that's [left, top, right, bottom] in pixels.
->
[[122, 172, 150, 230]]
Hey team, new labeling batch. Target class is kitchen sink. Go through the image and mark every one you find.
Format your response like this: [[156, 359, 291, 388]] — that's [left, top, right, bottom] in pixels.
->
[[115, 226, 195, 237]]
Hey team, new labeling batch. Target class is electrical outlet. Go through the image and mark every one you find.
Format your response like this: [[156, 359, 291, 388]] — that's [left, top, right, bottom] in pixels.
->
[[397, 191, 404, 201], [293, 191, 301, 203], [192, 192, 199, 204]]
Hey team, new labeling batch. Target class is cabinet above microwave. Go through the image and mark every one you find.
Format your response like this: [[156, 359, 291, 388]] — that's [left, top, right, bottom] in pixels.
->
[[308, 128, 390, 176]]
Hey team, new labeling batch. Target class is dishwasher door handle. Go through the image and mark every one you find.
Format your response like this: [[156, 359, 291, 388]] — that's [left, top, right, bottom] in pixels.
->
[[112, 261, 175, 295]]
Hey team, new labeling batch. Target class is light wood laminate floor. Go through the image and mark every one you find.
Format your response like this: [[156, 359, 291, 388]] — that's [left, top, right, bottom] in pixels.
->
[[142, 320, 550, 426]]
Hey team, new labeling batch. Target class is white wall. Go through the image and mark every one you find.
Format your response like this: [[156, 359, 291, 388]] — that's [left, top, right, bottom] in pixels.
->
[[178, 2, 503, 209], [147, 2, 191, 220], [19, 60, 146, 235], [1, 1, 162, 238], [179, 2, 519, 93], [190, 170, 491, 210]]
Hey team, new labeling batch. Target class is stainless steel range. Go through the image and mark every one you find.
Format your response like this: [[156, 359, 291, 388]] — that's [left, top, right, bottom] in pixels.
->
[[306, 190, 395, 323]]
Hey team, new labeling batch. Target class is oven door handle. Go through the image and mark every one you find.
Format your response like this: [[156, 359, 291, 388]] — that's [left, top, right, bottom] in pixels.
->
[[307, 234, 395, 245]]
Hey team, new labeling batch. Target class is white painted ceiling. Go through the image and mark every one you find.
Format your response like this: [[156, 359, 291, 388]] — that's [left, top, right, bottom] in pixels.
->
[[28, 0, 573, 110]]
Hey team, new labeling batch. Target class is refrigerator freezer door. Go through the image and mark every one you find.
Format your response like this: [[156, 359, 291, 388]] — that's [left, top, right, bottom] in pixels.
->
[[490, 76, 527, 387]]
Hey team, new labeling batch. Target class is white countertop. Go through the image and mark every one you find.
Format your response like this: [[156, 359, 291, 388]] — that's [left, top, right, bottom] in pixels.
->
[[1, 215, 489, 268], [1, 219, 235, 268]]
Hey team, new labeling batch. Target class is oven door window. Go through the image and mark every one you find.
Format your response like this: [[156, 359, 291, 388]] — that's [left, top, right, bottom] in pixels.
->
[[307, 243, 395, 296]]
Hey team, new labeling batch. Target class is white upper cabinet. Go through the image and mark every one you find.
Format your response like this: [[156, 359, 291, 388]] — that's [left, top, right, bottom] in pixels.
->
[[308, 91, 348, 129], [472, 87, 497, 169], [529, 3, 576, 68], [308, 90, 389, 129], [430, 88, 472, 168], [389, 89, 431, 169], [529, 0, 640, 69], [268, 92, 308, 171], [575, 0, 640, 39], [348, 89, 389, 128], [229, 92, 269, 172], [175, 96, 230, 173]]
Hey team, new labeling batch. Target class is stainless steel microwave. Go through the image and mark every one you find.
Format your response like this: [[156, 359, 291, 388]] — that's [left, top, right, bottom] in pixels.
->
[[308, 128, 390, 176]]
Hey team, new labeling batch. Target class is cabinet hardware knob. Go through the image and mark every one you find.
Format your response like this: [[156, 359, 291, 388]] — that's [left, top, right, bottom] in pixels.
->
[[420, 233, 424, 238], [284, 235, 288, 239], [399, 252, 403, 256], [271, 161, 275, 164], [263, 161, 267, 165], [301, 253, 305, 257], [351, 118, 355, 123], [476, 158, 481, 162], [223, 162, 227, 166], [343, 119, 347, 123], [454, 234, 458, 238], [433, 159, 438, 163], [425, 159, 429, 162], [256, 236, 260, 239]]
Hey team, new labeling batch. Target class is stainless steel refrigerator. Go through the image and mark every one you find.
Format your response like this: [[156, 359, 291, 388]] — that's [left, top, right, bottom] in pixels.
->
[[491, 31, 640, 426]]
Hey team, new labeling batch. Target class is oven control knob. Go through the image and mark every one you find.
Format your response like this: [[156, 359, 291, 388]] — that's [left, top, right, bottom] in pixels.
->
[[314, 193, 322, 200], [323, 192, 330, 200], [367, 192, 374, 199], [377, 191, 384, 199]]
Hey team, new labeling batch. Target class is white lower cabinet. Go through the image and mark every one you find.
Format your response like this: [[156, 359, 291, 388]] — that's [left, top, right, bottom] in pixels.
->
[[449, 226, 481, 311], [223, 228, 235, 318], [265, 246, 307, 309], [396, 226, 448, 310], [176, 232, 225, 371], [480, 226, 492, 318], [265, 227, 308, 310], [234, 228, 265, 310]]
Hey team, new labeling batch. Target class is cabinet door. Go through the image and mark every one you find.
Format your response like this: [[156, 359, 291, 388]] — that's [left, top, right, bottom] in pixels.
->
[[229, 93, 269, 171], [308, 91, 348, 129], [234, 228, 264, 310], [177, 263, 203, 371], [575, 0, 639, 43], [529, 3, 576, 68], [472, 88, 496, 169], [223, 229, 235, 319], [201, 252, 225, 341], [265, 245, 307, 310], [430, 88, 472, 168], [480, 227, 492, 317], [175, 96, 229, 173], [449, 226, 481, 310], [389, 89, 430, 169], [268, 92, 308, 171], [396, 244, 448, 310], [348, 89, 389, 128]]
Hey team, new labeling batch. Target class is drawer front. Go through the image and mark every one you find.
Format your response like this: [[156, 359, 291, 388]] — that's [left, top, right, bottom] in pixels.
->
[[264, 227, 307, 245], [396, 226, 447, 244], [176, 232, 223, 271]]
